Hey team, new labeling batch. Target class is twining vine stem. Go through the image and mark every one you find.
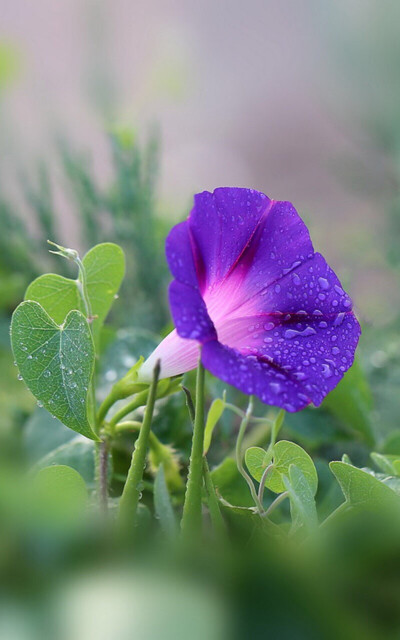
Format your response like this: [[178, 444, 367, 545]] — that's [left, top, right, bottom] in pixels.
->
[[235, 396, 265, 514]]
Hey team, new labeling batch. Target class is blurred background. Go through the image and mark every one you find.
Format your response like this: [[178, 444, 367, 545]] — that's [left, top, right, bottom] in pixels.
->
[[1, 1, 400, 638], [1, 0, 400, 437], [1, 0, 399, 318]]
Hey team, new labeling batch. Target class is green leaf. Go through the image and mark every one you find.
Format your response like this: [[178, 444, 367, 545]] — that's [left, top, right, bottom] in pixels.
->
[[25, 274, 83, 325], [11, 301, 97, 440], [362, 469, 400, 496], [83, 242, 125, 342], [203, 397, 225, 455], [245, 446, 272, 482], [371, 452, 400, 476], [31, 465, 88, 526], [341, 453, 353, 465], [23, 407, 75, 464], [330, 461, 400, 510], [154, 464, 177, 538], [211, 458, 255, 508], [25, 243, 125, 342], [266, 440, 318, 495], [36, 439, 96, 488], [283, 465, 318, 533], [322, 358, 374, 445]]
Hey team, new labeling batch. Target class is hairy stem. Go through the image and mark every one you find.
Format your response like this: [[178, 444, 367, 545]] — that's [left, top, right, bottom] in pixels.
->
[[117, 362, 160, 535], [181, 359, 206, 541]]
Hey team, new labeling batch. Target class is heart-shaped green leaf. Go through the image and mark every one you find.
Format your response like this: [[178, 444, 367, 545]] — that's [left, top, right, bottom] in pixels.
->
[[25, 243, 125, 343], [245, 446, 273, 482], [11, 300, 97, 440], [266, 440, 318, 495], [330, 461, 400, 509], [25, 274, 84, 325]]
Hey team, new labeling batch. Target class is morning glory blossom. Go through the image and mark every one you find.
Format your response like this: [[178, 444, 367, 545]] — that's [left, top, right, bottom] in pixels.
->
[[140, 188, 361, 412]]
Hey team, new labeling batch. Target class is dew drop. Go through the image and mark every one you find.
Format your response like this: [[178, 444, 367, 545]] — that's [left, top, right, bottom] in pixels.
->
[[264, 322, 274, 331], [334, 312, 345, 327], [322, 363, 332, 378], [270, 382, 281, 394], [318, 277, 330, 290], [284, 326, 317, 340]]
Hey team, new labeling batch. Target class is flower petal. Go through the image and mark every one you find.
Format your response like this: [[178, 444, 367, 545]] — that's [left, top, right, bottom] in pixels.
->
[[169, 280, 217, 341], [237, 252, 354, 318], [189, 188, 271, 290], [202, 199, 314, 320], [165, 220, 199, 289], [227, 200, 314, 302], [139, 329, 200, 381], [215, 311, 361, 406], [201, 340, 312, 412]]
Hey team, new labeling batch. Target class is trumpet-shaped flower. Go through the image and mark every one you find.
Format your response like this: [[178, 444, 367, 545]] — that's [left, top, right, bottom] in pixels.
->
[[140, 188, 361, 412]]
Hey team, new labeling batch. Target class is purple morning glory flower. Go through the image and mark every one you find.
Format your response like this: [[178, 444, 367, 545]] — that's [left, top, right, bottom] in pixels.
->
[[140, 188, 361, 412]]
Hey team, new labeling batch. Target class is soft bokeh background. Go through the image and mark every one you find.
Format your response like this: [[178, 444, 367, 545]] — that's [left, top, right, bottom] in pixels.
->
[[1, 2, 400, 639], [1, 0, 399, 322]]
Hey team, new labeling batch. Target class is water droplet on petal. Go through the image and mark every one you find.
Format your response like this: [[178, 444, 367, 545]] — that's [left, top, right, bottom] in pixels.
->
[[322, 363, 332, 378], [318, 277, 330, 290]]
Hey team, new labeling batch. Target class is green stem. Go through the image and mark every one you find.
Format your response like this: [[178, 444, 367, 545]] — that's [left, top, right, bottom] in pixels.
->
[[97, 393, 119, 427], [257, 463, 274, 504], [203, 458, 226, 539], [114, 420, 163, 451], [117, 362, 160, 534], [181, 359, 206, 541], [263, 491, 288, 517], [182, 387, 226, 539], [235, 396, 264, 513], [74, 253, 106, 508], [224, 402, 273, 425], [109, 389, 150, 430]]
